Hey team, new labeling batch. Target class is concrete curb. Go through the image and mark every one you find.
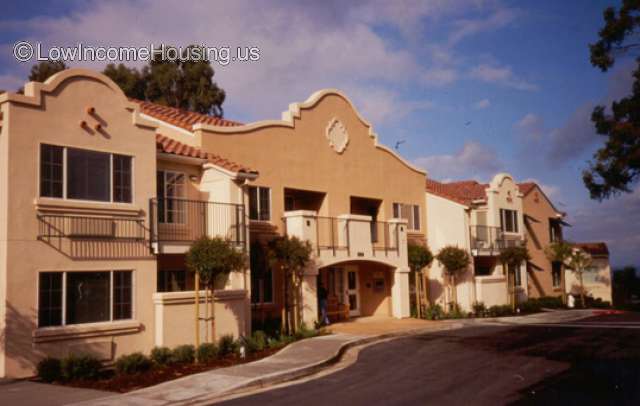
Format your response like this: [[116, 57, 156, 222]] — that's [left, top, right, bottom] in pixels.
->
[[181, 321, 466, 405]]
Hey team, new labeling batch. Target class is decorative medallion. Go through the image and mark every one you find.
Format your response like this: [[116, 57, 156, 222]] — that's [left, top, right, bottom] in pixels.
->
[[325, 118, 349, 154]]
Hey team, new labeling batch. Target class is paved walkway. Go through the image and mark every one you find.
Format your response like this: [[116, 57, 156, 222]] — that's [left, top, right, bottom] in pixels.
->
[[0, 379, 109, 406], [328, 316, 446, 335]]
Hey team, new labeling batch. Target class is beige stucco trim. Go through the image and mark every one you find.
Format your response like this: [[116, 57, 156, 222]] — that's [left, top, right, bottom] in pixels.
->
[[194, 89, 426, 176], [33, 320, 142, 344]]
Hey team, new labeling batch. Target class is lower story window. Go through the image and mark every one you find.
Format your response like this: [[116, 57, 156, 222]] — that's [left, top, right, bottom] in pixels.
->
[[250, 242, 273, 304], [158, 270, 188, 292], [38, 270, 133, 328], [552, 262, 562, 288]]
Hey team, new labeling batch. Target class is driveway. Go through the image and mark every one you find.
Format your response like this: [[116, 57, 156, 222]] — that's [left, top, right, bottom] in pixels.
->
[[219, 323, 640, 405]]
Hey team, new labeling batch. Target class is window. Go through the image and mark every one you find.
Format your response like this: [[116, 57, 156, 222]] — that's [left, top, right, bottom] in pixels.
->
[[39, 144, 133, 203], [392, 203, 420, 231], [509, 263, 522, 286], [474, 265, 492, 276], [500, 209, 519, 233], [250, 242, 273, 304], [549, 219, 562, 243], [552, 262, 562, 288], [157, 170, 186, 223], [158, 270, 188, 292], [249, 186, 271, 221], [37, 270, 133, 328]]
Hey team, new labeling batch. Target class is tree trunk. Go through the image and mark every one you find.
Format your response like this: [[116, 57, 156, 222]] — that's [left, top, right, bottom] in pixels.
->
[[195, 273, 200, 355], [578, 271, 586, 308], [204, 285, 209, 343], [414, 271, 421, 318], [210, 283, 216, 342], [423, 272, 429, 311], [561, 265, 567, 305]]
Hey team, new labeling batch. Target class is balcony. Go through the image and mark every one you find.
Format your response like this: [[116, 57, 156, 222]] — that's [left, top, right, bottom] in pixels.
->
[[37, 214, 150, 259], [469, 225, 524, 256], [150, 198, 246, 253], [283, 211, 407, 266]]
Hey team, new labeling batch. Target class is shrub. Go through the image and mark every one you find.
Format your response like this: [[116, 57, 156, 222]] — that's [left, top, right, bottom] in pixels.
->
[[253, 330, 268, 350], [61, 354, 102, 381], [487, 305, 513, 318], [446, 303, 467, 319], [150, 346, 173, 366], [217, 334, 239, 357], [196, 343, 218, 363], [115, 352, 152, 375], [586, 296, 611, 309], [37, 357, 62, 383], [424, 304, 445, 320], [472, 301, 487, 317], [171, 345, 196, 364], [251, 317, 282, 338], [294, 323, 317, 340]]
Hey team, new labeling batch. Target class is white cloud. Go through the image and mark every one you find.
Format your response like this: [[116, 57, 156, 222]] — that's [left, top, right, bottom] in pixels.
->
[[469, 63, 538, 91], [515, 113, 545, 140], [473, 98, 491, 109], [448, 8, 517, 45], [422, 68, 458, 87], [413, 141, 503, 180], [521, 177, 561, 200]]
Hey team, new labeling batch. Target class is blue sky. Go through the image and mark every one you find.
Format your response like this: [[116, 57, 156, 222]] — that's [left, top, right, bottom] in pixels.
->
[[1, 0, 638, 268]]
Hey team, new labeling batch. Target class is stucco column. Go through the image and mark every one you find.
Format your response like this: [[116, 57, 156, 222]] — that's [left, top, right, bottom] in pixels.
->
[[300, 264, 319, 327], [391, 267, 411, 318]]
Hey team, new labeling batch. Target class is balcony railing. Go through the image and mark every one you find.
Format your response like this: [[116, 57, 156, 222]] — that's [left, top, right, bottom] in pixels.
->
[[150, 198, 246, 248], [37, 214, 150, 259], [469, 225, 524, 254]]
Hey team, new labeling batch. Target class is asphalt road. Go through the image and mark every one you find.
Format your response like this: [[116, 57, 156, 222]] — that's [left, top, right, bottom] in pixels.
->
[[219, 323, 640, 405]]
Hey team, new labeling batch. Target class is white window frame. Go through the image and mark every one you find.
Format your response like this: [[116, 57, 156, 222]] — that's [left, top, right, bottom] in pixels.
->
[[157, 170, 187, 224], [500, 209, 519, 234], [249, 186, 271, 221], [392, 202, 421, 231], [36, 270, 135, 328], [38, 143, 134, 204]]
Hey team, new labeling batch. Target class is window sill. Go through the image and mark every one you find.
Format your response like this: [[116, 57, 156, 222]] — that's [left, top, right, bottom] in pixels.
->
[[35, 198, 142, 216], [33, 320, 142, 343], [153, 289, 247, 305]]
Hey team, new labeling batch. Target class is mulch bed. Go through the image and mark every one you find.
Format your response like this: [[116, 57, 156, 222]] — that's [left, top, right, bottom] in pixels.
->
[[37, 347, 282, 393]]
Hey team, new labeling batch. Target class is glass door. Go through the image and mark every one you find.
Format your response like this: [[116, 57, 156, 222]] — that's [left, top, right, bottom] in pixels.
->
[[346, 267, 360, 316]]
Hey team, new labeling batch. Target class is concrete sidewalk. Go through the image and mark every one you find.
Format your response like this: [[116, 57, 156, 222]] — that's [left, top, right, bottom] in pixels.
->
[[0, 379, 110, 406], [72, 321, 463, 406]]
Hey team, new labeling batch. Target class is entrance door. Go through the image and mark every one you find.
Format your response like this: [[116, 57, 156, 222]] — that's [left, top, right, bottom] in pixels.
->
[[346, 267, 360, 316]]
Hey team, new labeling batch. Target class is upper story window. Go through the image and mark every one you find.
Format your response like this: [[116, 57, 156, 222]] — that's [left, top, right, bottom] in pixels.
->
[[157, 170, 186, 224], [549, 219, 562, 243], [40, 144, 133, 203], [249, 186, 271, 221], [500, 209, 519, 233], [393, 203, 420, 231]]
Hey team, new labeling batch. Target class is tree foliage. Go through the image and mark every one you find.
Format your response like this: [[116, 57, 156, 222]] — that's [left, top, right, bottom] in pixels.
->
[[566, 248, 593, 308], [267, 236, 312, 278], [585, 1, 640, 199], [186, 236, 246, 285], [408, 242, 434, 273], [545, 241, 573, 263], [436, 246, 470, 277], [499, 246, 531, 266], [28, 61, 68, 82]]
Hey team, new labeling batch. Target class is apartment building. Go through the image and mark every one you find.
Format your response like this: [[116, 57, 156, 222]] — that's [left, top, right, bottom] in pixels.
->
[[425, 173, 528, 310], [0, 69, 425, 377], [569, 242, 613, 304], [519, 182, 567, 298]]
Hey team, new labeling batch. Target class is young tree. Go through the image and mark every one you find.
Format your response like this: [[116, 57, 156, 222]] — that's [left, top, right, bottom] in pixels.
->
[[408, 242, 434, 318], [267, 236, 312, 334], [585, 1, 640, 199], [499, 246, 531, 309], [566, 248, 593, 308], [436, 246, 470, 310], [186, 236, 246, 350], [545, 241, 573, 303]]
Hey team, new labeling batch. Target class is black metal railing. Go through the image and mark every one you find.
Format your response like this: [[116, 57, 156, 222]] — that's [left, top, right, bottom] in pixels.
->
[[469, 225, 524, 253], [37, 214, 151, 259], [150, 198, 246, 247]]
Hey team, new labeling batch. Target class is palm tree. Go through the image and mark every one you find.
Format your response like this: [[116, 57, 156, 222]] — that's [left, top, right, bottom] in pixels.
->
[[408, 243, 434, 318], [545, 241, 573, 304], [436, 246, 471, 310], [567, 248, 593, 308]]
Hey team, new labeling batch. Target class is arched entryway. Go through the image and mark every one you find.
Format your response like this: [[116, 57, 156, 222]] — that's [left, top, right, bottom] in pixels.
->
[[318, 260, 396, 323]]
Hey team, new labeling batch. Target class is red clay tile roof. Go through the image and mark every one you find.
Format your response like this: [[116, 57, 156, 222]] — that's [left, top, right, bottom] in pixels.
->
[[425, 179, 487, 205], [573, 242, 609, 257], [518, 182, 536, 195], [133, 99, 242, 130], [156, 134, 255, 174]]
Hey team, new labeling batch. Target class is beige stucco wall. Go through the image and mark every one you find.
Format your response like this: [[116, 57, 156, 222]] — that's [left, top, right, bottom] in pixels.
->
[[565, 257, 612, 303], [0, 71, 162, 377], [0, 103, 9, 376], [521, 186, 563, 298], [425, 193, 475, 311]]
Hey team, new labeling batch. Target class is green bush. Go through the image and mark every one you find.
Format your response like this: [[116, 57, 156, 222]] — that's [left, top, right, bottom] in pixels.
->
[[150, 346, 173, 366], [217, 334, 239, 357], [61, 354, 102, 381], [294, 323, 318, 340], [446, 303, 467, 319], [196, 343, 218, 363], [487, 305, 513, 318], [472, 301, 487, 317], [424, 304, 445, 320], [586, 296, 611, 308], [115, 352, 152, 375], [251, 317, 282, 338], [242, 335, 263, 354], [171, 345, 196, 364], [37, 357, 62, 383], [253, 330, 268, 351]]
